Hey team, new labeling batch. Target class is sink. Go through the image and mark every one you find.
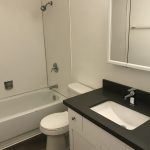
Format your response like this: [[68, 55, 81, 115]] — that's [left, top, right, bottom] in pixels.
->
[[91, 101, 149, 130]]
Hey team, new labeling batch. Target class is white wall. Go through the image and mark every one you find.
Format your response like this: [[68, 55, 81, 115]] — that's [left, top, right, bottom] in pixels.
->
[[70, 0, 150, 92], [42, 0, 71, 97], [0, 0, 47, 99]]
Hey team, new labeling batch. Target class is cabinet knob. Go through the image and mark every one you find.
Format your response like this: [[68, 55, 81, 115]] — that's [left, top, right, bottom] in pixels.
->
[[72, 117, 76, 120]]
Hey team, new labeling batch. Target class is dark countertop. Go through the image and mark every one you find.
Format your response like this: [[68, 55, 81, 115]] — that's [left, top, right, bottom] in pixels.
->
[[63, 80, 150, 150]]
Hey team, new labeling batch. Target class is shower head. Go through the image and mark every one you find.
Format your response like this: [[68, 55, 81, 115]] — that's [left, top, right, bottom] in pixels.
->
[[41, 5, 47, 11], [41, 1, 53, 12]]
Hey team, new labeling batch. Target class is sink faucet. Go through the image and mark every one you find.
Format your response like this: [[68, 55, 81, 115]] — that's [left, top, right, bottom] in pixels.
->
[[124, 88, 136, 106], [49, 84, 58, 89], [124, 88, 136, 100]]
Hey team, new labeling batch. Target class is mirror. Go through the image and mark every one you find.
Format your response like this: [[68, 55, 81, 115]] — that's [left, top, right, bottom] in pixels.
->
[[108, 0, 150, 71]]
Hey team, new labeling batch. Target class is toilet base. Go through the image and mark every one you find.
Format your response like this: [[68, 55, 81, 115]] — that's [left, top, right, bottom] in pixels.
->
[[46, 134, 68, 150]]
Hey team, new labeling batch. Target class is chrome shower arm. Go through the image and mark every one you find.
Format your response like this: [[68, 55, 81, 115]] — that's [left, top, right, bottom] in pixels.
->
[[41, 1, 53, 12]]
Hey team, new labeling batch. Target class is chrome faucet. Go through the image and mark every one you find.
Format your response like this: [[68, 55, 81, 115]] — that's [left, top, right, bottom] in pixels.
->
[[49, 84, 58, 89], [41, 1, 53, 12], [51, 63, 59, 73], [124, 88, 136, 100]]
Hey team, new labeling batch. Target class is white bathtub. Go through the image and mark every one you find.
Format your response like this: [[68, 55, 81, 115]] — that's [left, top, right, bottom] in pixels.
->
[[0, 89, 66, 144]]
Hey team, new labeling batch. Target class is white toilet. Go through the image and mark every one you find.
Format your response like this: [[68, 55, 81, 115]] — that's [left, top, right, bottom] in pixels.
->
[[40, 83, 92, 150]]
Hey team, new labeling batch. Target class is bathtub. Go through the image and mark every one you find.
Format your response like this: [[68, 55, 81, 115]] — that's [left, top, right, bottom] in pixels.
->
[[0, 89, 66, 145]]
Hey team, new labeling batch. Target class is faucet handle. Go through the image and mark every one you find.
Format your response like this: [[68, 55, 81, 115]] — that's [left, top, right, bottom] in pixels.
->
[[51, 63, 59, 73], [128, 88, 136, 92], [130, 97, 135, 106], [124, 88, 136, 100]]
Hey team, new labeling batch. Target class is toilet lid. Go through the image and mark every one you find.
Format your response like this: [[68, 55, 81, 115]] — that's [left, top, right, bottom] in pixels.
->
[[40, 111, 68, 132]]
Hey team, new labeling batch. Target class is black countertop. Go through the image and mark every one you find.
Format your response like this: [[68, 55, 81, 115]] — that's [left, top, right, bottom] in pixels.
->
[[63, 80, 150, 150]]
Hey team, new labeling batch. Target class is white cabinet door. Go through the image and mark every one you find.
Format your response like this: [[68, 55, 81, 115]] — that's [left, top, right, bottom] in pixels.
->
[[73, 130, 98, 150], [128, 0, 150, 67], [83, 118, 126, 150], [68, 109, 84, 150], [128, 30, 150, 67], [109, 0, 129, 63], [69, 109, 134, 150], [130, 0, 150, 26], [68, 109, 82, 132]]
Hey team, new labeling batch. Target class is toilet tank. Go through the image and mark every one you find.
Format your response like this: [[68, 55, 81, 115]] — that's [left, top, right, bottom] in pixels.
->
[[68, 83, 93, 97]]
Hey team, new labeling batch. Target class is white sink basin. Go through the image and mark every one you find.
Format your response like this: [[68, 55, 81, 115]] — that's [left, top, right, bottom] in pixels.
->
[[91, 101, 149, 130]]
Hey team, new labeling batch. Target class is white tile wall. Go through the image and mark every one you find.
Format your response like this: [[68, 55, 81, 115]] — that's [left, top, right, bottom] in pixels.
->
[[42, 0, 71, 97], [0, 0, 47, 99]]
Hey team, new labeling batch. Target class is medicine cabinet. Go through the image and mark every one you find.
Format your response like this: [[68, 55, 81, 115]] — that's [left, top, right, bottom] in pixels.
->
[[108, 0, 150, 71]]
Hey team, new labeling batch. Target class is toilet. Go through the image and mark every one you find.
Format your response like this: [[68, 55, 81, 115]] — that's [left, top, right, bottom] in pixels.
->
[[40, 83, 92, 150]]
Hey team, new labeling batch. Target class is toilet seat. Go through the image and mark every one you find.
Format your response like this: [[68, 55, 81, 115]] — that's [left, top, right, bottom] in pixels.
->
[[40, 111, 68, 136]]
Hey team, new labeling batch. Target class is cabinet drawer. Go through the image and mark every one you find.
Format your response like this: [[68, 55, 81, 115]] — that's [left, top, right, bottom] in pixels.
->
[[68, 109, 82, 132], [83, 117, 126, 150]]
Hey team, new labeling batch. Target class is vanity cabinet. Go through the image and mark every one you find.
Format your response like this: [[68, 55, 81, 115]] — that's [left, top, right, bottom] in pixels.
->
[[68, 109, 134, 150]]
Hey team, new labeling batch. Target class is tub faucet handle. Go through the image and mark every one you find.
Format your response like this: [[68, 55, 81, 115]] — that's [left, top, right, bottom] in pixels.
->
[[51, 63, 59, 73]]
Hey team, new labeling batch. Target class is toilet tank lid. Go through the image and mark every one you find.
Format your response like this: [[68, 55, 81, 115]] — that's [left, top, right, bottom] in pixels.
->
[[68, 83, 93, 94]]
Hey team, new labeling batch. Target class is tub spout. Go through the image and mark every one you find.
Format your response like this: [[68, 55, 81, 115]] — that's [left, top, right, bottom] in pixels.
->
[[49, 84, 58, 89]]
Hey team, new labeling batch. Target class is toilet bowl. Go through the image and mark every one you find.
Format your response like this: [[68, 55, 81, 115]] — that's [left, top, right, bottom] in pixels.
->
[[40, 82, 92, 150], [40, 111, 68, 150]]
